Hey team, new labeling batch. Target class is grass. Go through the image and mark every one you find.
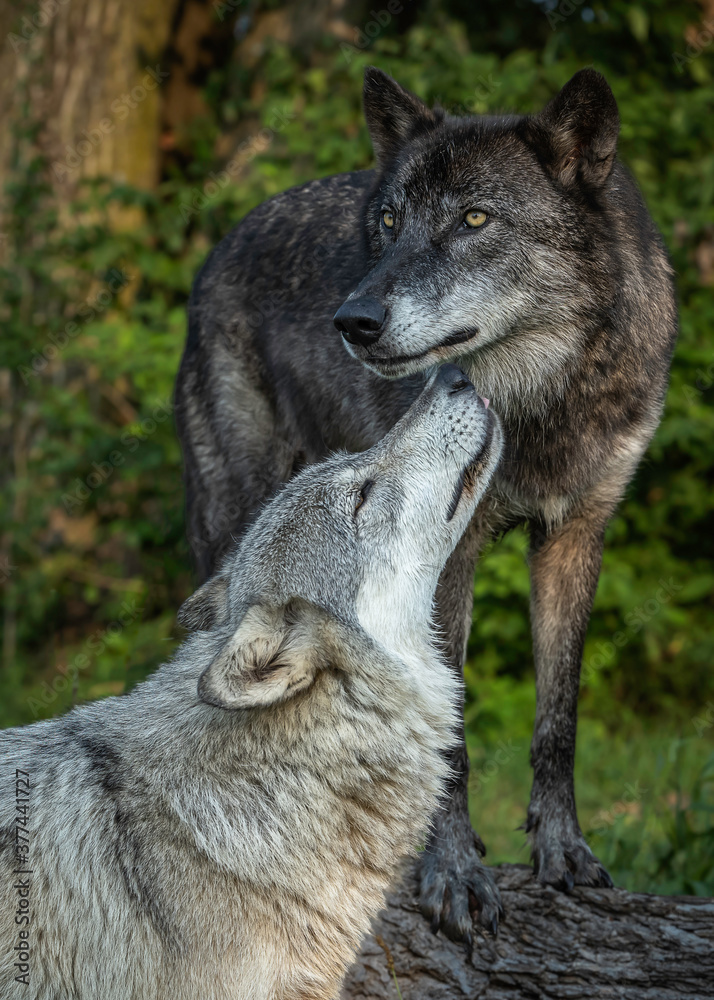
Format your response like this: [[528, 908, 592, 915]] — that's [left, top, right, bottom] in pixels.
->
[[466, 685, 714, 895]]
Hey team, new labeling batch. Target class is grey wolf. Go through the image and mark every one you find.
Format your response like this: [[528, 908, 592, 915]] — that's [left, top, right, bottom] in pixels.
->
[[175, 67, 677, 938], [0, 366, 501, 1000]]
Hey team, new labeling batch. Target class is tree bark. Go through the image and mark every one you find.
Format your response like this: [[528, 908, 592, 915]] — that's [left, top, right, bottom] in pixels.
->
[[0, 0, 180, 199], [0, 0, 355, 226], [343, 863, 714, 999]]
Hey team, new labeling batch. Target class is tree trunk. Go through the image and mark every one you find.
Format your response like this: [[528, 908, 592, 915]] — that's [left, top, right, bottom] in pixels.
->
[[343, 863, 714, 999], [0, 0, 180, 201], [0, 0, 355, 211]]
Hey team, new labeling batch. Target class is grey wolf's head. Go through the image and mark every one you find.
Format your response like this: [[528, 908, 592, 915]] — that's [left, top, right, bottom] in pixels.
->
[[334, 67, 620, 408], [179, 364, 501, 709]]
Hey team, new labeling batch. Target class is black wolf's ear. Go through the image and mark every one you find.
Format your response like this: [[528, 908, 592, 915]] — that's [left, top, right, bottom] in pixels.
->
[[197, 599, 330, 710], [363, 67, 441, 168], [177, 573, 229, 631], [524, 69, 619, 189]]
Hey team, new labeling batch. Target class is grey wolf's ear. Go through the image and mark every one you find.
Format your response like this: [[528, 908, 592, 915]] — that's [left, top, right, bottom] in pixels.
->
[[363, 67, 441, 167], [177, 574, 229, 631], [524, 69, 619, 189], [197, 599, 329, 710]]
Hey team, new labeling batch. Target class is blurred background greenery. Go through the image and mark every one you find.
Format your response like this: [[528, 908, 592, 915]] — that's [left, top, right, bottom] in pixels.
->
[[1, 0, 712, 895]]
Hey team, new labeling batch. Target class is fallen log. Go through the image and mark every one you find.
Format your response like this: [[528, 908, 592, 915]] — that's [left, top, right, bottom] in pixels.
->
[[343, 863, 714, 999]]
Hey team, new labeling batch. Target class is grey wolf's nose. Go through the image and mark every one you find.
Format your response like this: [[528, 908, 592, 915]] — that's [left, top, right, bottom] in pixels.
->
[[436, 364, 473, 394], [333, 296, 386, 347]]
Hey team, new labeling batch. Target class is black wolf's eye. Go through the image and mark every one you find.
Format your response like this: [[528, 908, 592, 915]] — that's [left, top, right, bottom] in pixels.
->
[[463, 210, 489, 229], [354, 480, 374, 515], [381, 209, 395, 230]]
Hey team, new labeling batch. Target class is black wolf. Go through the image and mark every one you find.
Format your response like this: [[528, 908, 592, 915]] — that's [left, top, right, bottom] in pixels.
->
[[175, 68, 677, 939]]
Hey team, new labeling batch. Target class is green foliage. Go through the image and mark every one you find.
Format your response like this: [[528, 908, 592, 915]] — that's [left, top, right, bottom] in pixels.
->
[[1, 0, 713, 893], [589, 742, 714, 896]]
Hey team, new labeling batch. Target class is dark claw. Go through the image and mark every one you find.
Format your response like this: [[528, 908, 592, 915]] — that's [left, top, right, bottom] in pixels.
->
[[419, 830, 504, 941], [597, 866, 614, 889], [464, 931, 473, 959], [560, 869, 575, 892], [530, 821, 614, 893], [488, 915, 499, 937]]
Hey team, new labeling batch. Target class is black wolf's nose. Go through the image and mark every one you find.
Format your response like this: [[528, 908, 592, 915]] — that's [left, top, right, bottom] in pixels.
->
[[333, 297, 386, 347], [435, 364, 474, 394]]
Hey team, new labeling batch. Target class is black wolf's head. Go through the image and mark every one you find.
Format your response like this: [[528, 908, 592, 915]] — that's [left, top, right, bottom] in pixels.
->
[[334, 67, 622, 410]]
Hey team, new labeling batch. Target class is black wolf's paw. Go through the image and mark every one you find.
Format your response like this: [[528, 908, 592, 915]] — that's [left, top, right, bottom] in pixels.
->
[[418, 830, 504, 942], [528, 814, 613, 891]]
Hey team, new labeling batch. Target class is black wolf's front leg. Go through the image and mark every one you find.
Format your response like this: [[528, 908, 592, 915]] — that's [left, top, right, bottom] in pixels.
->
[[418, 516, 504, 941], [527, 511, 613, 889]]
